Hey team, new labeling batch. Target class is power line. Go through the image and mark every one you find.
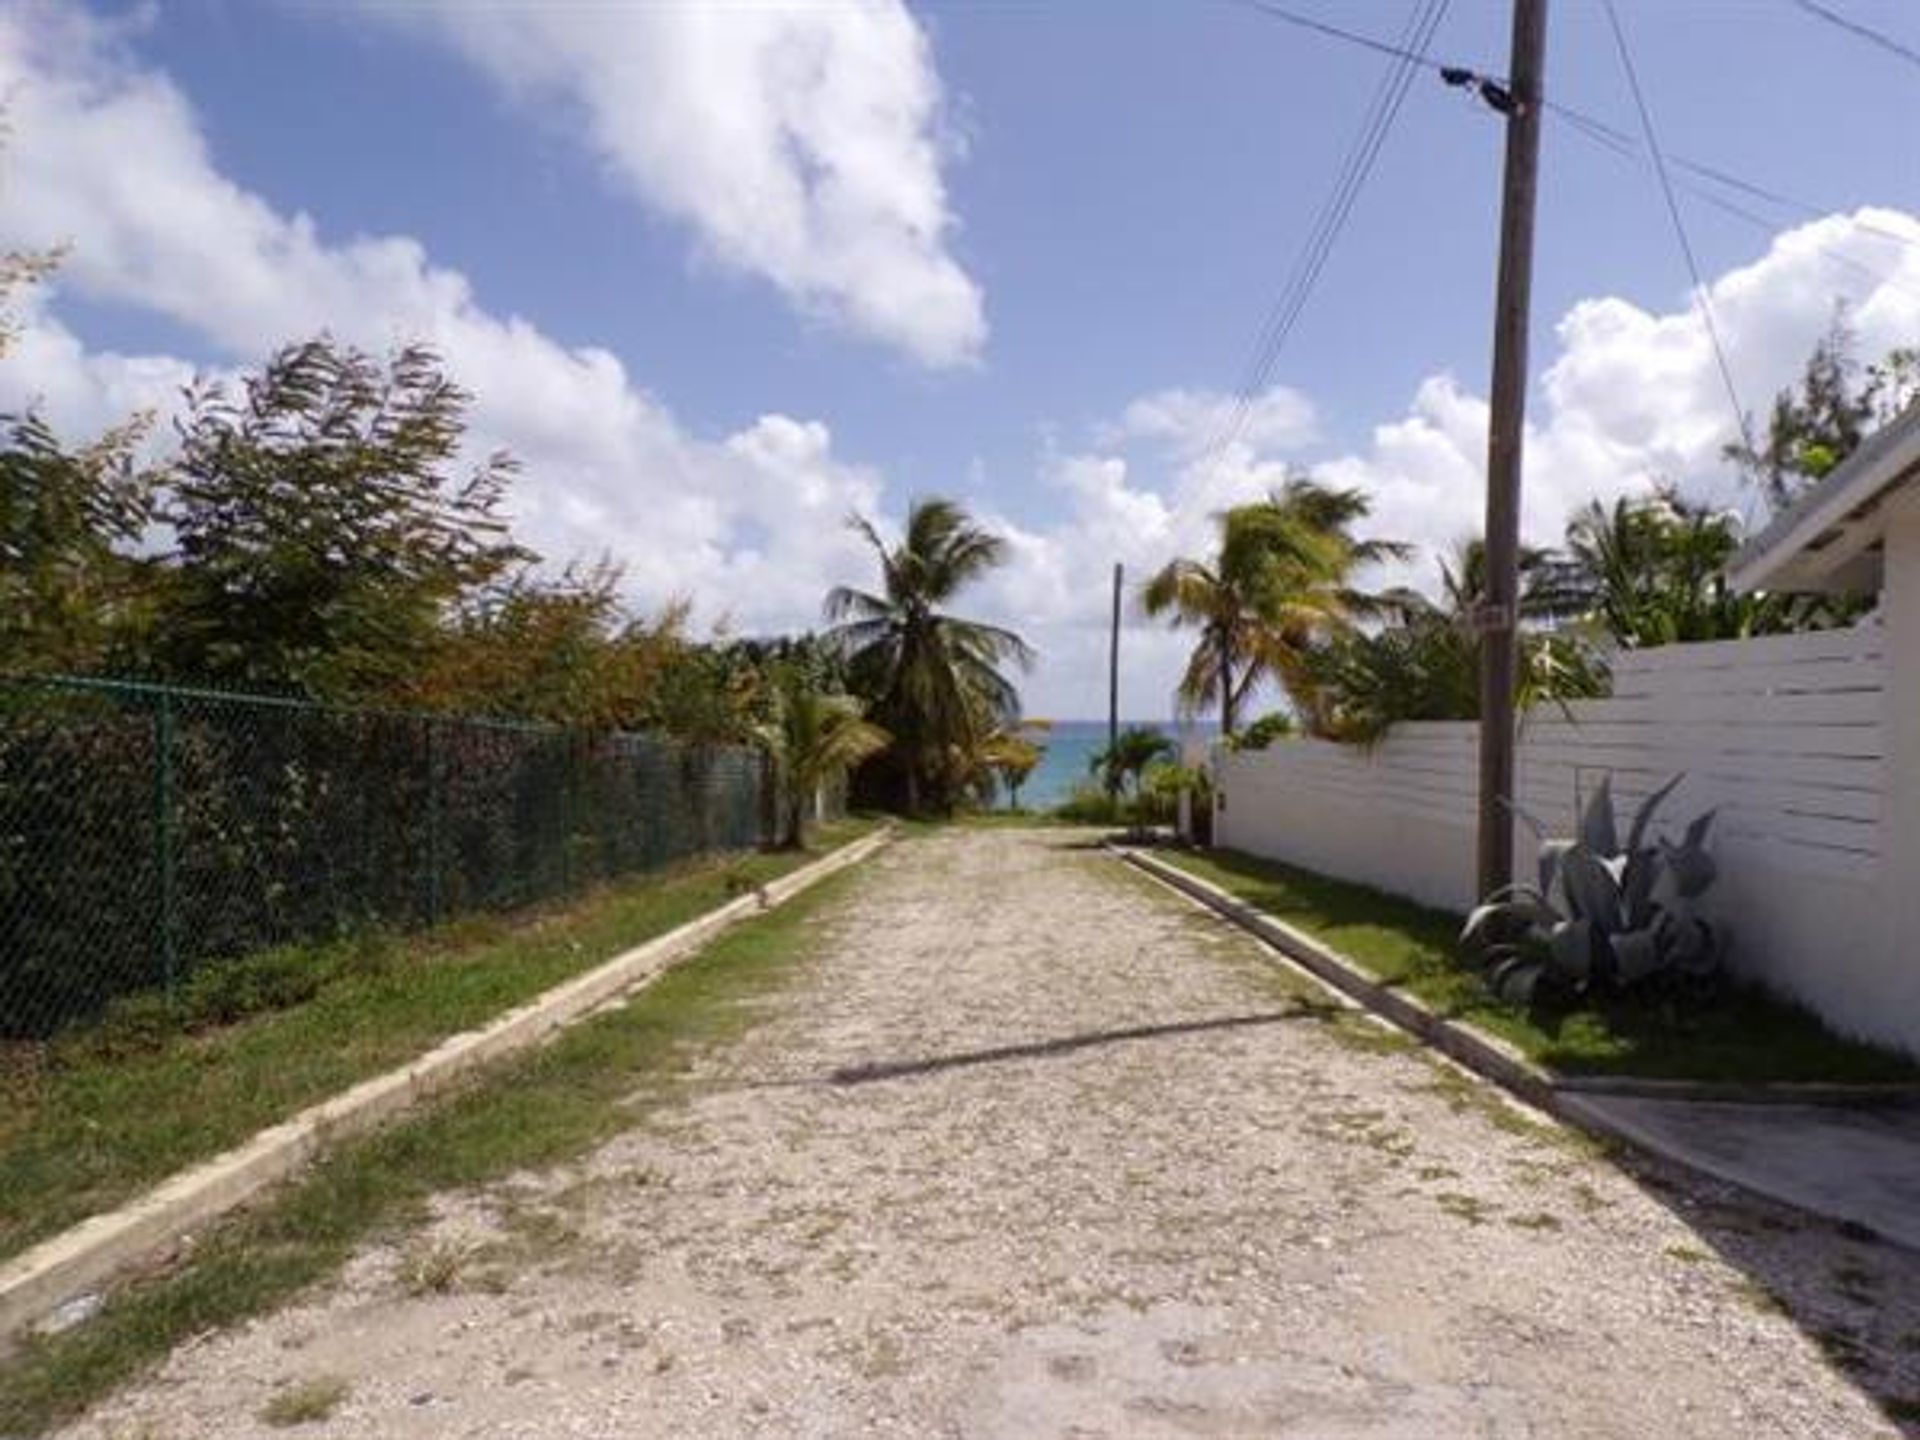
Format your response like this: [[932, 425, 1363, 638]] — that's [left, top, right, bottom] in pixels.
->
[[1549, 103, 1920, 302], [1790, 0, 1920, 73], [1202, 0, 1450, 466], [1233, 0, 1450, 72], [1601, 0, 1754, 459], [1234, 2, 1920, 256]]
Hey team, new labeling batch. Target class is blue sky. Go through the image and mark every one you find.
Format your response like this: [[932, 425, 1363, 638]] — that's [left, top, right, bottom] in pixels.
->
[[5, 1, 1920, 718]]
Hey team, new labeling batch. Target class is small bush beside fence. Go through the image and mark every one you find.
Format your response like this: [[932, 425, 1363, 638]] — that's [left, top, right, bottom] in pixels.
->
[[0, 677, 773, 1038]]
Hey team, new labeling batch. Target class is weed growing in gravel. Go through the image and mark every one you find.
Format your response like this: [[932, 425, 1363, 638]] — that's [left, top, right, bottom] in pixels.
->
[[1435, 1192, 1496, 1226], [1508, 1212, 1563, 1232], [396, 1241, 468, 1297], [259, 1375, 350, 1427], [1735, 1277, 1788, 1316]]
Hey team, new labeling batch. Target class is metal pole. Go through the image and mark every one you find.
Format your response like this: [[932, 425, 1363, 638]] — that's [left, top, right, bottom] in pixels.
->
[[1476, 0, 1548, 900], [1107, 562, 1122, 799], [425, 719, 444, 925], [153, 691, 179, 999]]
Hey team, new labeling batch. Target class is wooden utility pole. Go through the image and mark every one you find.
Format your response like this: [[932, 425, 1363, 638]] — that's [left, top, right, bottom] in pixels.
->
[[1107, 562, 1122, 799], [1476, 0, 1548, 900]]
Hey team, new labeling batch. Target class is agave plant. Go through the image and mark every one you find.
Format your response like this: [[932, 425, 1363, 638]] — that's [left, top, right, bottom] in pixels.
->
[[1462, 774, 1722, 1005]]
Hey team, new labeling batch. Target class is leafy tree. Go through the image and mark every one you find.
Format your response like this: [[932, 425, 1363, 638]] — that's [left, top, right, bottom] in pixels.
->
[[1143, 475, 1404, 736], [1224, 710, 1295, 752], [824, 497, 1032, 813], [1088, 725, 1174, 802], [757, 668, 889, 847], [1726, 313, 1920, 510], [0, 411, 157, 675], [394, 562, 690, 728], [158, 338, 530, 697]]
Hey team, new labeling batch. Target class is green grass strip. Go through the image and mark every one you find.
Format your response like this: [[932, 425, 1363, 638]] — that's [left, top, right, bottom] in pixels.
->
[[0, 822, 874, 1266], [1157, 847, 1917, 1085], [0, 854, 867, 1436]]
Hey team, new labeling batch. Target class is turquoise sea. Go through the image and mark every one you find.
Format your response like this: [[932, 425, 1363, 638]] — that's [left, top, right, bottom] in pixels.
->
[[1012, 720, 1218, 811]]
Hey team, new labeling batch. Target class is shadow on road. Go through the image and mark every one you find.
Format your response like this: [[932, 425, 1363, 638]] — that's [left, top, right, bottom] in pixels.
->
[[826, 1006, 1333, 1086]]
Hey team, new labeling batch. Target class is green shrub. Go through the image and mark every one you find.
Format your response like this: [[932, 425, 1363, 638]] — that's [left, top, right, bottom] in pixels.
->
[[1051, 781, 1123, 824]]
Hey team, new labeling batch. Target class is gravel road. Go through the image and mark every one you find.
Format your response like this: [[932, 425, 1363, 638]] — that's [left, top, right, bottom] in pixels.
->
[[63, 829, 1920, 1438]]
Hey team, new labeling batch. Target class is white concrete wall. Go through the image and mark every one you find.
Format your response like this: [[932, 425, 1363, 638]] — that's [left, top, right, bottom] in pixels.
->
[[1215, 624, 1911, 1055]]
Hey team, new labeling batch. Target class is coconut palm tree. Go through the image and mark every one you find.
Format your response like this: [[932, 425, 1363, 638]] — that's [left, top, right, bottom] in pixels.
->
[[1142, 476, 1404, 736], [758, 670, 890, 847], [1088, 725, 1175, 803], [824, 497, 1033, 813]]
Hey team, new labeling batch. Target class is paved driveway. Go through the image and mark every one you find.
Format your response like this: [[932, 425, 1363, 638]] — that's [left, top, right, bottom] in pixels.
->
[[67, 829, 1920, 1437]]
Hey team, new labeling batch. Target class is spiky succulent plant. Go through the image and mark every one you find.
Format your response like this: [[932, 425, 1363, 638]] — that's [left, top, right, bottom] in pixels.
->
[[1462, 774, 1722, 1005]]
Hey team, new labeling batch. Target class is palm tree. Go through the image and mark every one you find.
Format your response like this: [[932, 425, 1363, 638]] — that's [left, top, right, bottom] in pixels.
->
[[824, 497, 1034, 813], [1088, 725, 1175, 802], [1561, 492, 1847, 647], [979, 718, 1050, 810], [1142, 475, 1404, 736], [758, 670, 890, 847]]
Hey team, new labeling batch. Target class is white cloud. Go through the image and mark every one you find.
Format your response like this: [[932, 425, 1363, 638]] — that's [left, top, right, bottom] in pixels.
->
[[0, 4, 882, 639], [1001, 212, 1920, 716], [1099, 384, 1316, 458], [366, 0, 984, 368], [7, 6, 1920, 724]]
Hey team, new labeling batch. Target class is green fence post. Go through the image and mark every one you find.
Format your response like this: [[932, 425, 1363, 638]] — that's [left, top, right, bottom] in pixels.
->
[[425, 718, 444, 925], [153, 691, 180, 999], [560, 732, 575, 896]]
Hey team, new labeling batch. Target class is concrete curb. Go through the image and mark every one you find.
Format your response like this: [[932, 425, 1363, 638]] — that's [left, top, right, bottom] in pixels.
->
[[0, 826, 895, 1342], [1116, 843, 1920, 1248], [1116, 846, 1920, 1104], [1113, 845, 1559, 1111]]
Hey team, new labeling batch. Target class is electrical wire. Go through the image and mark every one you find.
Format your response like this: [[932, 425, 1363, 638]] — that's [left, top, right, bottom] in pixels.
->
[[1601, 0, 1755, 462], [1200, 0, 1450, 467], [1549, 102, 1920, 303], [1234, 1, 1920, 257], [1232, 0, 1448, 72], [1789, 0, 1920, 73]]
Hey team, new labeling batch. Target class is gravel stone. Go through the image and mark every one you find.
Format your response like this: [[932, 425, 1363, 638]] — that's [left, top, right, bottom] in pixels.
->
[[59, 829, 1920, 1437]]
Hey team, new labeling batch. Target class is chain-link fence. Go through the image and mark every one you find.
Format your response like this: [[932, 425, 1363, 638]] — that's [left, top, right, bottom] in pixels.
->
[[0, 677, 772, 1038]]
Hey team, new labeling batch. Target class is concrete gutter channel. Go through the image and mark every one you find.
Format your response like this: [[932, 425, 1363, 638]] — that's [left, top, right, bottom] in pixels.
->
[[0, 826, 896, 1344], [1116, 843, 1920, 1253]]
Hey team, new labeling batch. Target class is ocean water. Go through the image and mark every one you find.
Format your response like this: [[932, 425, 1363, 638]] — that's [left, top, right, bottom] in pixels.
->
[[1011, 720, 1217, 811]]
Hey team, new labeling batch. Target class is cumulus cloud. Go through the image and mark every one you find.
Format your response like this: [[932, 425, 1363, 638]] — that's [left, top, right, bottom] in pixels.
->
[[1003, 213, 1920, 715], [6, 5, 1920, 721], [0, 4, 883, 637], [1098, 384, 1316, 458], [366, 0, 985, 368]]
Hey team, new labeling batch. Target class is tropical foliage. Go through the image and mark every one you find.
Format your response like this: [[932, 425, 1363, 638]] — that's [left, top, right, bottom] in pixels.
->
[[1223, 711, 1295, 752], [160, 340, 531, 697], [1141, 475, 1404, 736], [757, 668, 890, 846], [1557, 492, 1851, 647], [1725, 313, 1920, 510], [1087, 725, 1175, 802], [978, 720, 1049, 810], [1462, 775, 1722, 1007], [1, 334, 848, 753], [824, 497, 1033, 813], [1293, 539, 1605, 746]]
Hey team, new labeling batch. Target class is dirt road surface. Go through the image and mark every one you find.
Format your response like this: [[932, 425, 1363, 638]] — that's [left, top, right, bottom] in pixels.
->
[[64, 830, 1920, 1437]]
